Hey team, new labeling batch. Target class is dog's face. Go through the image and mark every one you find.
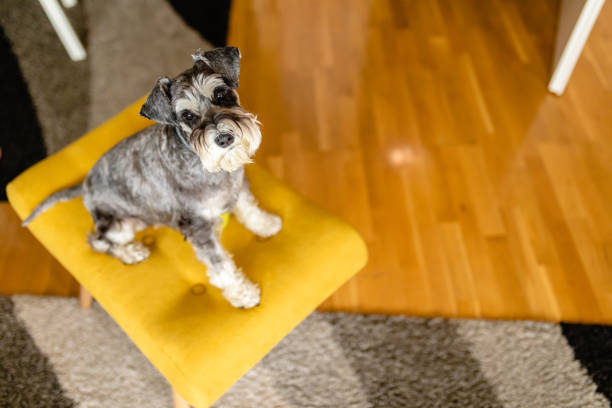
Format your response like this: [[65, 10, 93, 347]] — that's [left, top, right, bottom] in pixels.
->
[[140, 47, 261, 173]]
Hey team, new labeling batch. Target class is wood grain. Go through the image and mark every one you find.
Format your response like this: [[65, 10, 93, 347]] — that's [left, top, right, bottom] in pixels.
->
[[1, 0, 611, 323], [227, 0, 612, 323], [0, 203, 79, 297]]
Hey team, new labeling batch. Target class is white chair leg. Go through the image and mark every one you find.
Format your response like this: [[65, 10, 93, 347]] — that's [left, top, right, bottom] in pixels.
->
[[548, 0, 604, 95], [37, 0, 87, 61], [61, 0, 77, 8]]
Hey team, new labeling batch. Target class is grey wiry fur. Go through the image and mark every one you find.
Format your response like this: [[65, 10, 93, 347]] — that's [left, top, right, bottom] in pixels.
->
[[22, 185, 83, 227], [192, 47, 241, 89], [23, 47, 282, 309]]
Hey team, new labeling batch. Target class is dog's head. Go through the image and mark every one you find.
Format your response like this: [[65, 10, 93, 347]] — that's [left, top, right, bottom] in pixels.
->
[[139, 46, 261, 173]]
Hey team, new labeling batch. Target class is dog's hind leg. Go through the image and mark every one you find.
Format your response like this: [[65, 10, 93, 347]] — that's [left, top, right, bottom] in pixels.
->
[[179, 216, 260, 308], [232, 187, 282, 238], [88, 215, 150, 265]]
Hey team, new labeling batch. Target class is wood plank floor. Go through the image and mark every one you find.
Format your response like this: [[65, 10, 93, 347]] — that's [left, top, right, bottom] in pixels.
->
[[2, 0, 611, 323], [0, 202, 79, 297], [228, 0, 612, 323]]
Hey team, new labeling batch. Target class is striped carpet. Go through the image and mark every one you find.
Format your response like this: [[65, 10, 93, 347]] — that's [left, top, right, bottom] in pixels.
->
[[1, 295, 610, 407]]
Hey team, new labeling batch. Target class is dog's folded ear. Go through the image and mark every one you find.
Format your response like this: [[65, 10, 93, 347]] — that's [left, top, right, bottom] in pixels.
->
[[192, 46, 241, 89], [140, 77, 175, 125]]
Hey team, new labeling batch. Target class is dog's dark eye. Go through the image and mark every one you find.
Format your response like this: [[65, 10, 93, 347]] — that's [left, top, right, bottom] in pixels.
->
[[182, 111, 196, 121], [212, 86, 237, 107], [213, 87, 228, 103]]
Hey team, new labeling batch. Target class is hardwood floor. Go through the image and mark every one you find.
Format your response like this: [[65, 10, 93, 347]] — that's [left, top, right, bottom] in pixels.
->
[[2, 1, 612, 323], [228, 0, 612, 322], [0, 202, 79, 297]]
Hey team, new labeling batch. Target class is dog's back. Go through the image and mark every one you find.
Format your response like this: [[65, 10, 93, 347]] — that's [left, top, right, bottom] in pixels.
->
[[82, 124, 244, 228]]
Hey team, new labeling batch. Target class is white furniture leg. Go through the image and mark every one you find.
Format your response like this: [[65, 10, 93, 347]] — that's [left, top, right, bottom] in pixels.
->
[[548, 0, 605, 95], [37, 0, 86, 61], [61, 0, 78, 8]]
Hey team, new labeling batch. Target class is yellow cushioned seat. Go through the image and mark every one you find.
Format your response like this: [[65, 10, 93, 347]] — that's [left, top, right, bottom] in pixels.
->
[[6, 97, 367, 408]]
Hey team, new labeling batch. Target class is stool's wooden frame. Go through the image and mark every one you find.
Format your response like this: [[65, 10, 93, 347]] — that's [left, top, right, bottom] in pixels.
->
[[173, 389, 191, 408], [79, 284, 191, 408], [79, 286, 92, 309]]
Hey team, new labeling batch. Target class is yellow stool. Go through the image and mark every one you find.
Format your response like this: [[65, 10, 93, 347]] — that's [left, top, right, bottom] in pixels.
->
[[6, 97, 368, 408]]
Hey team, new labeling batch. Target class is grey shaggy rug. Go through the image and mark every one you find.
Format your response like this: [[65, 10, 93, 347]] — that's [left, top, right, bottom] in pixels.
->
[[0, 295, 608, 408]]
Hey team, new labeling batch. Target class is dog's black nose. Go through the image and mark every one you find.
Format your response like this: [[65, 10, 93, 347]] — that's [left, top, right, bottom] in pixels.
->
[[214, 133, 234, 148]]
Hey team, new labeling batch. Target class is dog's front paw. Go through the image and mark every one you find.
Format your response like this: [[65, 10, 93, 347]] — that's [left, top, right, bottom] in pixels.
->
[[223, 280, 261, 309], [256, 214, 282, 238], [116, 242, 150, 265]]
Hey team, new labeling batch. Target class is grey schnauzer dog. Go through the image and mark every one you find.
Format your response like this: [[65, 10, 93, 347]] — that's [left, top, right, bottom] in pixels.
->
[[22, 46, 282, 309]]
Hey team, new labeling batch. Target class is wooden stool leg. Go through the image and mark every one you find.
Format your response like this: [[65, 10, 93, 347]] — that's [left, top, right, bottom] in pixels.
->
[[173, 388, 191, 408], [79, 285, 92, 309]]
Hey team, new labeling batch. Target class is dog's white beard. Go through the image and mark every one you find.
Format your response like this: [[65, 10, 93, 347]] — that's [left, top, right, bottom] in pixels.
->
[[192, 112, 261, 173]]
